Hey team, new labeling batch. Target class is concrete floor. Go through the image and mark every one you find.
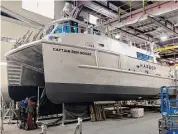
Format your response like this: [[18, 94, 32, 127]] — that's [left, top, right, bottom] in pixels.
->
[[2, 112, 161, 134]]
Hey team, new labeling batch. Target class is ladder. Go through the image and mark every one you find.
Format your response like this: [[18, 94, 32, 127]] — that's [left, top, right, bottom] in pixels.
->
[[7, 61, 22, 86]]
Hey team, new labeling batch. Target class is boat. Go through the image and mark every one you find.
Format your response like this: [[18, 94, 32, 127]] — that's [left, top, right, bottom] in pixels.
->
[[5, 17, 177, 104]]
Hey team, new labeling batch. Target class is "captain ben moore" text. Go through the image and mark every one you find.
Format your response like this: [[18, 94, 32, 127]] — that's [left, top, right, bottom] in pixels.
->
[[53, 48, 92, 56]]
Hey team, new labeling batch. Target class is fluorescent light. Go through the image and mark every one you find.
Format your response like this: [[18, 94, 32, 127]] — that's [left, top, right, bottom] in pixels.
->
[[169, 61, 174, 63], [0, 61, 7, 66], [8, 38, 16, 43], [115, 34, 120, 39], [89, 14, 98, 25], [160, 35, 167, 41], [1, 37, 16, 43]]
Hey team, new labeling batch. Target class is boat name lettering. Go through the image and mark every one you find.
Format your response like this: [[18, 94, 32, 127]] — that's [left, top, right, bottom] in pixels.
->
[[140, 64, 156, 70], [53, 48, 91, 56]]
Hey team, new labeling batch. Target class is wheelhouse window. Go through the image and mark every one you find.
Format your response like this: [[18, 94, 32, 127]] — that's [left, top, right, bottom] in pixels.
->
[[54, 21, 78, 34], [45, 20, 100, 35], [54, 24, 63, 34], [71, 21, 78, 33]]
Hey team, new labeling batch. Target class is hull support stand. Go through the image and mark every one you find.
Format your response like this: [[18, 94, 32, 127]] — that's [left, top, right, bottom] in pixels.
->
[[3, 101, 17, 124], [61, 103, 66, 126], [0, 91, 4, 134], [36, 86, 40, 122]]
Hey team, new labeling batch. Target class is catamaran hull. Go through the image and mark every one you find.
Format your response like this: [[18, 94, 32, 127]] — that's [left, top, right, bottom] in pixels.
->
[[5, 38, 177, 104], [42, 42, 175, 103], [8, 82, 175, 103], [46, 83, 161, 103]]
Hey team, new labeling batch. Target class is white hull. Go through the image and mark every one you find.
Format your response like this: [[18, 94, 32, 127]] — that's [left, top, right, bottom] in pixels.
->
[[5, 34, 177, 103]]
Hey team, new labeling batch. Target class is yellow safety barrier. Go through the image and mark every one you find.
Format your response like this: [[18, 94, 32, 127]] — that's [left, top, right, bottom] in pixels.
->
[[154, 45, 178, 52]]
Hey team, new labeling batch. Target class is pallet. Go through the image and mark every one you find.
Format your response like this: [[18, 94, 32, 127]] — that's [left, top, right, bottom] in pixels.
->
[[90, 105, 106, 122]]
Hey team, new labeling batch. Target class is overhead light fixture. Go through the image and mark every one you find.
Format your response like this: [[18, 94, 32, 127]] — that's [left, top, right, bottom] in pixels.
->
[[115, 34, 120, 39], [8, 38, 16, 43], [160, 35, 167, 41], [0, 61, 7, 66], [169, 60, 174, 64], [89, 14, 98, 25], [1, 37, 16, 43]]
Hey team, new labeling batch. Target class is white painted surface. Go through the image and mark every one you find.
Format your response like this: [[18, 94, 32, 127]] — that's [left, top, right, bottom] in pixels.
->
[[46, 33, 155, 59], [42, 42, 174, 88]]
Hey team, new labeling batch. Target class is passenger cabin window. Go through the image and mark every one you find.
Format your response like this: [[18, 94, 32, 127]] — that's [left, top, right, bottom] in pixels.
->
[[98, 43, 104, 47], [137, 52, 153, 61], [54, 21, 78, 34], [71, 21, 78, 33]]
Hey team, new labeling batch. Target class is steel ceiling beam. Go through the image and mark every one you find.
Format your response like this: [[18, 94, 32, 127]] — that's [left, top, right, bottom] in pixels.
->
[[147, 16, 178, 36], [135, 12, 178, 29], [159, 16, 178, 30], [142, 28, 157, 34], [92, 1, 116, 14], [84, 1, 118, 19], [94, 1, 127, 14], [156, 37, 178, 46], [160, 53, 178, 59], [136, 22, 153, 28], [1, 6, 44, 28], [115, 28, 151, 42], [127, 26, 155, 41], [104, 1, 178, 31]]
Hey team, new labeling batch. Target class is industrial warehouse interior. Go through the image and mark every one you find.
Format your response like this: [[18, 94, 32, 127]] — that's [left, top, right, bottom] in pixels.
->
[[1, 0, 178, 134]]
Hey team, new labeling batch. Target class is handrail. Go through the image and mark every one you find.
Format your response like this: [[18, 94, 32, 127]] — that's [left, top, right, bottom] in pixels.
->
[[6, 38, 171, 68], [5, 39, 176, 78], [46, 24, 106, 36]]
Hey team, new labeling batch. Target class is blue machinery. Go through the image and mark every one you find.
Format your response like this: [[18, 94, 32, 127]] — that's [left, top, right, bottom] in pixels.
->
[[159, 86, 178, 134]]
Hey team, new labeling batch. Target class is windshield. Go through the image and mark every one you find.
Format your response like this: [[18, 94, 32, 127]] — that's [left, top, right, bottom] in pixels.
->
[[54, 21, 78, 34], [46, 25, 55, 35], [45, 20, 100, 35]]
